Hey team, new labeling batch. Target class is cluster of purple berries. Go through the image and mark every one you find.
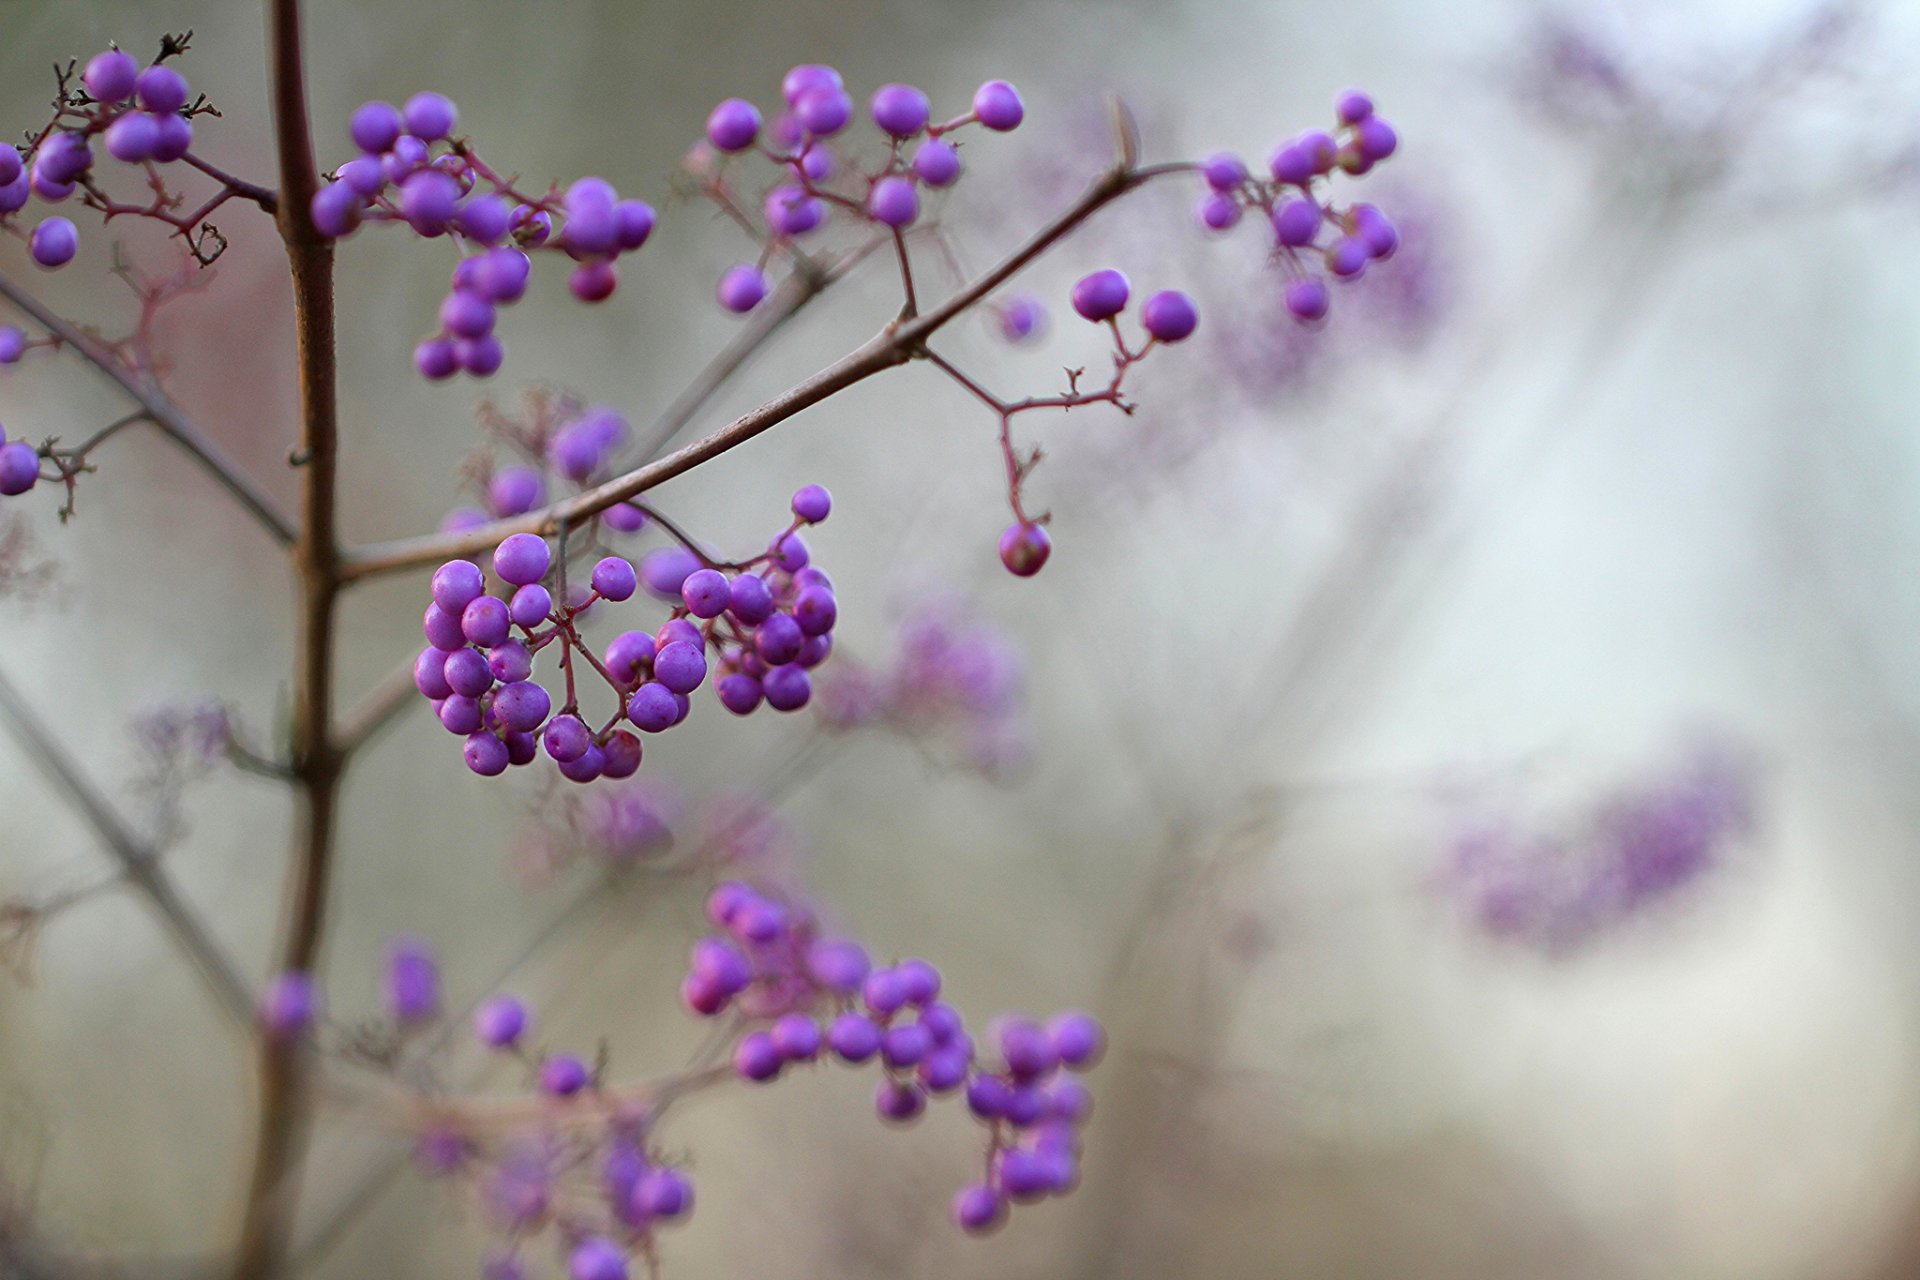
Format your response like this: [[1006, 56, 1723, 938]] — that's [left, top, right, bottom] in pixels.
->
[[1194, 89, 1400, 321], [687, 880, 1104, 1234], [1, 46, 206, 270], [312, 92, 656, 380], [439, 400, 649, 540], [693, 65, 1023, 315], [416, 486, 838, 779]]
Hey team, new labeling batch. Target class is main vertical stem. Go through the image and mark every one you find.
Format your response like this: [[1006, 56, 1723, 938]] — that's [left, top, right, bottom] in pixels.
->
[[233, 1, 338, 1276]]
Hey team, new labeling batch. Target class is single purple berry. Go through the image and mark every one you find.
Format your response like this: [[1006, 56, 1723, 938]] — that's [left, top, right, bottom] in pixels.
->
[[570, 260, 618, 303], [543, 713, 592, 764], [600, 729, 643, 779], [764, 184, 825, 238], [104, 113, 161, 163], [83, 50, 140, 104], [1272, 198, 1321, 247], [152, 113, 193, 163], [863, 967, 909, 1016], [771, 1013, 822, 1062], [870, 83, 931, 137], [998, 521, 1051, 576], [952, 1184, 1006, 1234], [706, 97, 762, 152], [754, 613, 805, 666], [716, 673, 763, 715], [627, 682, 678, 733], [633, 1167, 694, 1221], [134, 66, 188, 114], [727, 574, 775, 624], [438, 696, 483, 735], [1285, 276, 1330, 321], [1048, 1010, 1106, 1068], [457, 194, 511, 244], [762, 665, 811, 712], [494, 533, 551, 586], [653, 641, 707, 695], [350, 101, 404, 153], [310, 182, 362, 239], [1198, 192, 1241, 231], [423, 603, 466, 651], [867, 175, 919, 228], [488, 639, 532, 684], [782, 64, 844, 106], [882, 1022, 933, 1068], [404, 91, 458, 141], [913, 139, 961, 187], [462, 596, 512, 649], [443, 648, 494, 699], [1326, 236, 1369, 279], [414, 338, 456, 380], [717, 264, 768, 313], [614, 200, 655, 250], [735, 1031, 783, 1082], [0, 326, 25, 365], [972, 80, 1024, 131], [557, 743, 605, 783], [827, 1011, 882, 1063], [540, 1053, 591, 1097], [874, 1078, 927, 1124], [790, 483, 831, 523], [1141, 290, 1199, 343], [493, 681, 551, 734], [805, 938, 870, 993], [28, 218, 77, 269], [1202, 152, 1248, 192], [1070, 269, 1129, 321], [681, 568, 731, 618], [795, 87, 852, 136], [592, 556, 638, 602], [508, 583, 552, 628], [1355, 116, 1397, 162], [966, 1073, 1012, 1120], [413, 647, 455, 699], [897, 957, 941, 1004], [432, 559, 486, 614], [0, 442, 37, 496], [400, 169, 461, 236]]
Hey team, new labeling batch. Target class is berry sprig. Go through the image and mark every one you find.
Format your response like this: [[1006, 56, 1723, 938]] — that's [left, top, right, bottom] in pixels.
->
[[927, 268, 1202, 576], [1, 35, 276, 269], [685, 880, 1103, 1235], [311, 92, 658, 381], [1191, 89, 1401, 322], [684, 66, 1028, 317], [418, 486, 840, 780]]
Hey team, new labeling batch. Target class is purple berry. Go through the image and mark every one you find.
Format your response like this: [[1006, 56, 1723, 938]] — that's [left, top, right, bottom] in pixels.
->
[[104, 113, 161, 163], [706, 98, 762, 152], [443, 649, 493, 698], [1141, 289, 1198, 343], [827, 1011, 882, 1063], [134, 66, 188, 114], [462, 596, 511, 648], [487, 640, 532, 684], [781, 65, 844, 106], [681, 568, 730, 618], [998, 521, 1051, 576], [867, 176, 919, 228], [913, 139, 961, 186], [1355, 116, 1397, 162], [570, 261, 618, 303], [627, 682, 678, 733], [384, 937, 441, 1023], [795, 87, 852, 136], [874, 1078, 926, 1124], [310, 182, 362, 238], [600, 730, 643, 779], [1272, 198, 1321, 247], [473, 995, 528, 1047], [493, 681, 551, 734], [727, 574, 775, 624], [717, 264, 768, 313], [653, 641, 707, 695], [1198, 192, 1241, 231], [403, 92, 458, 141], [632, 1167, 694, 1220], [493, 533, 551, 586], [1326, 236, 1368, 279], [972, 80, 1024, 131], [790, 483, 831, 523], [1069, 269, 1129, 321], [568, 1240, 625, 1280], [735, 1031, 783, 1082], [413, 647, 454, 699], [0, 442, 37, 496], [350, 101, 404, 153], [83, 50, 140, 104], [1284, 276, 1329, 321], [754, 613, 804, 665], [28, 218, 77, 269], [592, 556, 638, 602], [508, 583, 552, 628], [1048, 1010, 1106, 1068], [762, 665, 811, 712], [765, 185, 825, 238], [543, 713, 591, 763], [952, 1184, 1005, 1234], [716, 673, 763, 715], [1202, 152, 1248, 192], [771, 1013, 822, 1061], [870, 83, 931, 137]]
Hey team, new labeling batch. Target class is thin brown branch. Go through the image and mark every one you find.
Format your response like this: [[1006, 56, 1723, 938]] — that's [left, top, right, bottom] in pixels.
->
[[0, 269, 297, 544], [338, 157, 1182, 583]]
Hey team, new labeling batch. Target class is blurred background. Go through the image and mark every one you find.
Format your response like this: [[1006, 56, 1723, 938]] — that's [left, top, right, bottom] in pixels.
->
[[3, 0, 1920, 1276]]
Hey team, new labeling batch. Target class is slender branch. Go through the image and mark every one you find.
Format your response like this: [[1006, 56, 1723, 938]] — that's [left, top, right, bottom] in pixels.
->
[[628, 240, 879, 464], [231, 1, 340, 1276], [0, 663, 253, 1026], [180, 151, 282, 214], [0, 269, 297, 544], [338, 158, 1180, 583]]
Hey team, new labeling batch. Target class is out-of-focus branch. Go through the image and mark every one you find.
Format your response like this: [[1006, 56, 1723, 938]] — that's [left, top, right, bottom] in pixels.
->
[[0, 663, 253, 1027], [0, 269, 297, 545]]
